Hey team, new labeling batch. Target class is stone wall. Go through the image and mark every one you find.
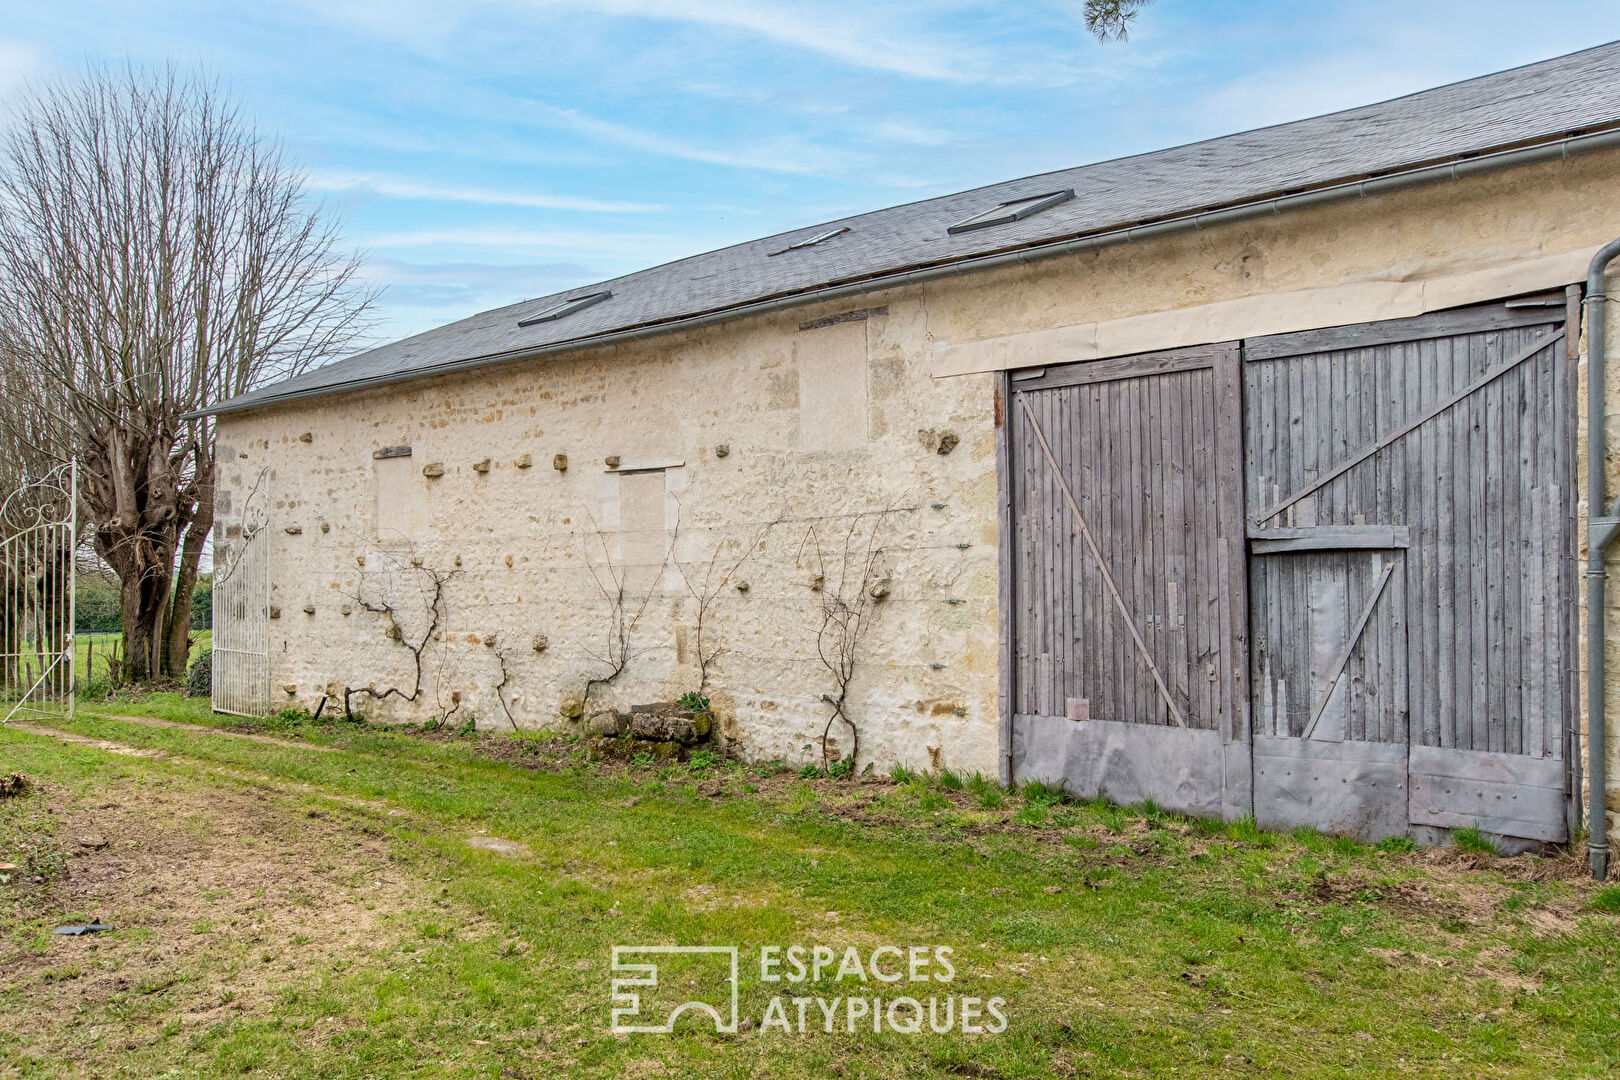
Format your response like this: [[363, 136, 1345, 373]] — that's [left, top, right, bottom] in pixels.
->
[[215, 297, 1004, 775], [216, 145, 1620, 795]]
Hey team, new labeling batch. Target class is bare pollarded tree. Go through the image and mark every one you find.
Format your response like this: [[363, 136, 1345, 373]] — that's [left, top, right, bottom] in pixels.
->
[[0, 64, 373, 680]]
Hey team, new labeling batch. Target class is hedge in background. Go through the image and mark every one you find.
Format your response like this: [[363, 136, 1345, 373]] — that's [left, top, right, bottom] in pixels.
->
[[186, 650, 211, 698]]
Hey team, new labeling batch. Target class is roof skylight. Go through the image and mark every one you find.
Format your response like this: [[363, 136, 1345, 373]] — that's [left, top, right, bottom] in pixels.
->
[[516, 290, 611, 327], [947, 189, 1075, 235], [769, 226, 850, 256]]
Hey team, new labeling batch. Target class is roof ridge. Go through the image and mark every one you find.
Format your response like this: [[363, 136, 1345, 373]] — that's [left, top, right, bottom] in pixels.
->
[[211, 40, 1620, 415]]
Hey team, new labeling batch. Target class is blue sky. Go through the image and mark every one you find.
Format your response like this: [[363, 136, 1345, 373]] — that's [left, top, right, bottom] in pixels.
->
[[4, 1, 1620, 347]]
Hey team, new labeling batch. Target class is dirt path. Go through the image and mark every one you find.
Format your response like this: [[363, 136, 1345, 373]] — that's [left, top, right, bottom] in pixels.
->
[[76, 710, 342, 752], [8, 721, 401, 819], [8, 722, 170, 758], [9, 718, 535, 859]]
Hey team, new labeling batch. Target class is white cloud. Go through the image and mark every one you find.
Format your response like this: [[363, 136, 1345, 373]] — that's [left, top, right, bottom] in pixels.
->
[[358, 255, 596, 286], [564, 0, 994, 83], [529, 102, 865, 176], [360, 225, 685, 259], [305, 169, 664, 213], [866, 119, 956, 147], [294, 0, 1092, 85]]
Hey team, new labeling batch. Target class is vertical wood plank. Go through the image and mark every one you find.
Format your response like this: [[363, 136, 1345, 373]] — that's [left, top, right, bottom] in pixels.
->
[[1215, 343, 1248, 744], [1468, 332, 1490, 753], [1449, 334, 1473, 747], [1139, 376, 1162, 722], [1057, 387, 1073, 716], [1485, 336, 1507, 753], [1561, 285, 1582, 769], [1088, 383, 1109, 720]]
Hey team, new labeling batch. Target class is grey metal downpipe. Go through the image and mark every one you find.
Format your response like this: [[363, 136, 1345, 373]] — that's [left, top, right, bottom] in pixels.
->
[[1584, 237, 1620, 881]]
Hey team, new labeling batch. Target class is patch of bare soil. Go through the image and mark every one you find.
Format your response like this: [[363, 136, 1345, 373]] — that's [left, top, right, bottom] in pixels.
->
[[1360, 943, 1545, 997], [0, 775, 427, 1074], [1310, 874, 1461, 918], [7, 723, 167, 758], [1309, 847, 1603, 937]]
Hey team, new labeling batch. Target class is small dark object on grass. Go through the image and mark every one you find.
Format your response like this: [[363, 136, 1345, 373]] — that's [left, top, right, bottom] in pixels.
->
[[0, 773, 32, 798], [53, 920, 113, 936]]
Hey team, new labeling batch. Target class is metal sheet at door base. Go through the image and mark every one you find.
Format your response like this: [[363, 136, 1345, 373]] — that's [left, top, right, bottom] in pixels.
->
[[1013, 714, 1246, 820], [1253, 736, 1408, 841], [1409, 745, 1566, 843]]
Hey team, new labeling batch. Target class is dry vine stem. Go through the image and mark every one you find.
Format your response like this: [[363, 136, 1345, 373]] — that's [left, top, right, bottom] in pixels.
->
[[674, 508, 782, 695], [491, 644, 518, 732], [807, 509, 892, 771], [577, 512, 677, 719]]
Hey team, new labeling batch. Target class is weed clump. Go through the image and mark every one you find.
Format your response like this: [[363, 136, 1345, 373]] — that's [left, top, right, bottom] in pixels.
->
[[1451, 826, 1498, 856], [964, 772, 1005, 809]]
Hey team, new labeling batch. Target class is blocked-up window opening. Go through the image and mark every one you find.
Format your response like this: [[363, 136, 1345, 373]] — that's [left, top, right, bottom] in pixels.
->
[[375, 454, 416, 541], [796, 319, 869, 452], [619, 470, 669, 588]]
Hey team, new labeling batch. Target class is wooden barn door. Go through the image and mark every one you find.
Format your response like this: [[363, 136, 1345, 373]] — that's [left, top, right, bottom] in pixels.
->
[[1007, 343, 1252, 820], [1244, 298, 1574, 842]]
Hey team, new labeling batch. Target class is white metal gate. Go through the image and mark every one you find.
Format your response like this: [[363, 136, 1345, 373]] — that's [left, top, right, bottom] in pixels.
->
[[1, 462, 76, 723], [212, 468, 271, 717]]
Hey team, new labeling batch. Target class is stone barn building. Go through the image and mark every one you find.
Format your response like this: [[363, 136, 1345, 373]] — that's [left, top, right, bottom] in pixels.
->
[[204, 44, 1620, 857]]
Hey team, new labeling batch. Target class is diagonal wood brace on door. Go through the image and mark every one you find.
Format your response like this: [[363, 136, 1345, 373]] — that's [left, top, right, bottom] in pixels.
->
[[1016, 395, 1188, 728], [1252, 329, 1564, 528], [1300, 556, 1396, 741]]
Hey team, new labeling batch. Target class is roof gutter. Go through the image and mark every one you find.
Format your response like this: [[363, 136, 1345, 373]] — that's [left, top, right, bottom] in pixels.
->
[[199, 123, 1620, 419]]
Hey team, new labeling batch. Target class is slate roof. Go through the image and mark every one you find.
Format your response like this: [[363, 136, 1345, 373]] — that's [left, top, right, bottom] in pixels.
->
[[215, 41, 1620, 416]]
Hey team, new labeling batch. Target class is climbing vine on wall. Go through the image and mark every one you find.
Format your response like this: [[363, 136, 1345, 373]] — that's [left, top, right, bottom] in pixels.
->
[[804, 509, 892, 772], [342, 549, 461, 725]]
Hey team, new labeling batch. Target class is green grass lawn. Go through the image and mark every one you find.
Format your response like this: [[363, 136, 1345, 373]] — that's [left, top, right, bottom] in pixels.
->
[[2, 695, 1617, 1078], [0, 632, 214, 702]]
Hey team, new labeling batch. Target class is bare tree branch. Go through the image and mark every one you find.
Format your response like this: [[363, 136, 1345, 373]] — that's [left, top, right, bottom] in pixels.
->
[[342, 551, 457, 723], [576, 509, 677, 720]]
